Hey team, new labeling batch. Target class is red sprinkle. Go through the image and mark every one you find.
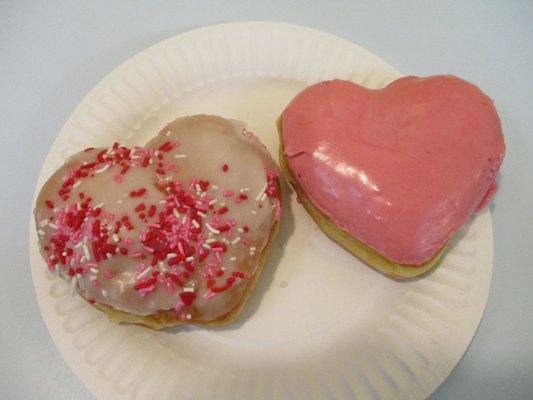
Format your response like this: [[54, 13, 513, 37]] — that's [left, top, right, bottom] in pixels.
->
[[218, 206, 228, 215], [147, 205, 156, 217], [180, 291, 196, 306], [239, 193, 248, 200], [45, 200, 54, 209], [222, 164, 229, 172]]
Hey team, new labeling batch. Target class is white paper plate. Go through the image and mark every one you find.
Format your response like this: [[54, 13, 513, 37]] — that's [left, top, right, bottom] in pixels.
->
[[29, 22, 493, 400]]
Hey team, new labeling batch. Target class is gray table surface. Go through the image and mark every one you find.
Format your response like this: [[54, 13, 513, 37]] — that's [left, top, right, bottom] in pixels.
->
[[1, 1, 532, 399]]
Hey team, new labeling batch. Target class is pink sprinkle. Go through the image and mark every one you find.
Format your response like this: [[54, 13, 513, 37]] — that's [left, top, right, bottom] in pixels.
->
[[114, 175, 124, 183], [189, 178, 196, 189], [148, 222, 161, 228], [144, 246, 154, 253], [91, 279, 99, 287], [215, 251, 222, 263], [103, 270, 113, 279], [131, 251, 144, 259], [139, 286, 155, 295], [136, 264, 147, 272], [242, 238, 251, 246], [174, 301, 185, 313], [223, 190, 234, 197], [124, 238, 133, 246], [203, 292, 216, 300], [165, 282, 174, 293]]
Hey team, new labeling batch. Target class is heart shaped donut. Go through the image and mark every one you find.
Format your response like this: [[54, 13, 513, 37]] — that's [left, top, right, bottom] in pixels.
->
[[35, 115, 281, 328], [279, 76, 505, 278]]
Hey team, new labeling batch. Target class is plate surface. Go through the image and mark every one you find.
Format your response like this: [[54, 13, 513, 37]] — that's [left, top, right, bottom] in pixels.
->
[[29, 22, 493, 400]]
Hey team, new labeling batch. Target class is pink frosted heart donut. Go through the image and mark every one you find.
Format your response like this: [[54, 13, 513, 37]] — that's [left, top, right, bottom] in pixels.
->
[[279, 76, 505, 278]]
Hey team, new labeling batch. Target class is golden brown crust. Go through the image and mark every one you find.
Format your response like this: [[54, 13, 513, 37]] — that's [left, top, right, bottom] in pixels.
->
[[277, 116, 445, 279]]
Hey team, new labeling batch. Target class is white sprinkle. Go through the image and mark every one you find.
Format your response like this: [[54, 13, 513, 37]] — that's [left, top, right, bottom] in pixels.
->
[[230, 256, 237, 261], [191, 219, 200, 229], [154, 150, 160, 156], [200, 192, 207, 198], [137, 267, 151, 280], [174, 154, 187, 159], [53, 207, 59, 212], [251, 210, 257, 215], [159, 200, 167, 204], [89, 275, 97, 282], [106, 253, 113, 259], [186, 314, 192, 320], [83, 245, 90, 260], [166, 131, 172, 137], [255, 182, 268, 201], [231, 237, 241, 245], [167, 253, 177, 259], [112, 234, 119, 242], [209, 199, 218, 205], [75, 242, 83, 248], [206, 238, 216, 244], [90, 268, 98, 274], [149, 157, 154, 165], [39, 219, 49, 227], [220, 202, 226, 207], [185, 256, 194, 262], [205, 223, 220, 234], [197, 211, 207, 218], [212, 185, 218, 190], [173, 209, 180, 218], [37, 229, 45, 236], [183, 287, 195, 293], [70, 258, 75, 266], [195, 184, 202, 192], [102, 289, 108, 298], [105, 146, 113, 156], [260, 192, 267, 202], [48, 222, 58, 229], [69, 277, 77, 296], [76, 203, 82, 211], [181, 215, 187, 224], [202, 243, 211, 250], [221, 267, 226, 271], [239, 188, 245, 193], [72, 180, 81, 188], [80, 256, 86, 263], [250, 247, 256, 251], [95, 203, 104, 208], [119, 282, 125, 294], [158, 261, 165, 269], [49, 255, 56, 260], [62, 251, 67, 257], [94, 164, 110, 174], [238, 228, 244, 233], [244, 187, 251, 192]]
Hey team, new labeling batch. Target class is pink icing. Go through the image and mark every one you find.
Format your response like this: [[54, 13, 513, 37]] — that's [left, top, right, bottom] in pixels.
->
[[282, 76, 505, 265]]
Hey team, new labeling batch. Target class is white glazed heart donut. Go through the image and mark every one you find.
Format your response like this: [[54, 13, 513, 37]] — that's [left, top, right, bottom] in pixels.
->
[[34, 115, 281, 329]]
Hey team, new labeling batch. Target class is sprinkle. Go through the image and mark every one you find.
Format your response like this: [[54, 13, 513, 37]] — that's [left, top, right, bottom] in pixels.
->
[[183, 287, 195, 293], [112, 234, 119, 242], [185, 256, 194, 262], [174, 154, 187, 159], [205, 238, 216, 244], [231, 237, 241, 245], [250, 247, 256, 251], [222, 164, 229, 172], [137, 267, 151, 280], [72, 180, 81, 188], [212, 185, 219, 190], [255, 182, 268, 201], [167, 253, 177, 259], [119, 282, 125, 294], [48, 222, 58, 229], [90, 268, 98, 274], [83, 245, 91, 260], [251, 210, 257, 215], [37, 229, 45, 236], [159, 200, 167, 204], [205, 223, 220, 235], [230, 256, 237, 261], [202, 243, 211, 250], [197, 211, 207, 218], [191, 219, 200, 229], [186, 314, 192, 320], [94, 164, 110, 174], [89, 275, 97, 281], [195, 184, 202, 192], [209, 199, 218, 205], [39, 219, 49, 227], [260, 192, 267, 202], [95, 203, 104, 208], [102, 289, 108, 298], [69, 276, 77, 296]]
